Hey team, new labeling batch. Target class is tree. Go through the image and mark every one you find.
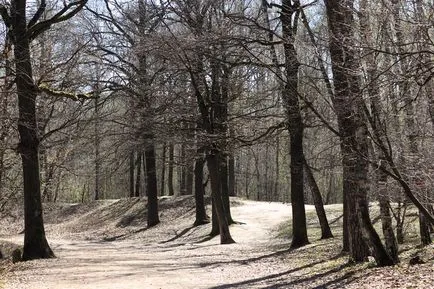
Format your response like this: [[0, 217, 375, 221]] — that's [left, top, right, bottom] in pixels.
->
[[359, 0, 399, 263], [324, 0, 396, 266], [0, 0, 88, 260], [280, 0, 309, 249]]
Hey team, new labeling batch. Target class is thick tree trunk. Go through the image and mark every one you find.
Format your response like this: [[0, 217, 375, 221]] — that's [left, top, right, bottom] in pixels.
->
[[396, 203, 406, 244], [179, 143, 187, 195], [220, 153, 234, 224], [0, 48, 11, 196], [342, 188, 349, 252], [193, 148, 209, 226], [160, 144, 166, 196], [12, 0, 54, 260], [210, 201, 219, 236], [274, 137, 280, 201], [168, 143, 174, 196], [304, 159, 333, 239], [94, 94, 101, 200], [342, 150, 369, 262], [325, 0, 395, 266], [135, 152, 142, 197], [358, 198, 395, 266], [419, 212, 431, 245], [206, 150, 235, 244], [145, 144, 159, 227], [129, 151, 135, 197], [379, 194, 399, 263], [228, 152, 236, 197], [281, 0, 309, 249]]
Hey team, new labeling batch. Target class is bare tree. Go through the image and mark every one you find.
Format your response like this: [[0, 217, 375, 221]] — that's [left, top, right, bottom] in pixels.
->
[[0, 0, 88, 260]]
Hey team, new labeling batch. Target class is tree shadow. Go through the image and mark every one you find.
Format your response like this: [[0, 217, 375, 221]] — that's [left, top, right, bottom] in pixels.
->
[[207, 255, 346, 289], [207, 254, 364, 289], [102, 226, 149, 242], [195, 234, 217, 244], [159, 226, 195, 244]]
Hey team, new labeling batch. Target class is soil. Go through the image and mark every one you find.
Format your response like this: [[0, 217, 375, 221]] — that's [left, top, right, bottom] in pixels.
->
[[0, 197, 433, 289]]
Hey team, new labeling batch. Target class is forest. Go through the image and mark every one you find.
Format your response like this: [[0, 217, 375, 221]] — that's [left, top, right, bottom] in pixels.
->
[[0, 0, 433, 288]]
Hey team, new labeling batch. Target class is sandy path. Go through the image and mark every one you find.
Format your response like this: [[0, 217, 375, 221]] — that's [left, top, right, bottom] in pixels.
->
[[3, 200, 307, 289]]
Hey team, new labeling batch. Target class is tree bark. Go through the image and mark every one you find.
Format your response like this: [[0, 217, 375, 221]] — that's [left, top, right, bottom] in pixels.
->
[[220, 153, 234, 224], [207, 150, 235, 244], [12, 0, 54, 260], [168, 143, 175, 196], [145, 144, 159, 227], [179, 143, 187, 195], [304, 159, 333, 239], [193, 147, 209, 226], [228, 151, 236, 197], [325, 0, 395, 266], [129, 150, 135, 197], [160, 144, 166, 196], [135, 151, 142, 197], [94, 92, 101, 200], [359, 0, 399, 263], [281, 0, 309, 249]]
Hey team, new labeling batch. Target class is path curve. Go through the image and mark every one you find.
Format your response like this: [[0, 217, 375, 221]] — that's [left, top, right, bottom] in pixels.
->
[[3, 200, 303, 289]]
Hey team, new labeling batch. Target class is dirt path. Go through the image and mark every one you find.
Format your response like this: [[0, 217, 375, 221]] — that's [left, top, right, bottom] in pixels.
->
[[3, 200, 307, 289]]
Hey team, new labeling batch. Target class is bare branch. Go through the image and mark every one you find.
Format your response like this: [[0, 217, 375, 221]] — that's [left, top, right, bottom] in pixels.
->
[[0, 4, 11, 28], [28, 0, 88, 41], [38, 83, 93, 103], [28, 0, 47, 28]]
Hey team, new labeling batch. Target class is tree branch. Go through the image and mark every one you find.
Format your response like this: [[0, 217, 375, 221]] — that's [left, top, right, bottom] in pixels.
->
[[38, 83, 93, 103], [0, 4, 11, 28], [28, 0, 88, 41], [28, 0, 47, 28]]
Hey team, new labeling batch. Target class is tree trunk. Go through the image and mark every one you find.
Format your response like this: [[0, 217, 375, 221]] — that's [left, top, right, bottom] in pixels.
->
[[304, 159, 333, 239], [207, 150, 235, 244], [325, 0, 395, 266], [220, 153, 234, 224], [379, 194, 399, 263], [145, 144, 159, 227], [94, 94, 101, 200], [228, 151, 236, 197], [359, 0, 399, 263], [129, 150, 135, 197], [419, 212, 431, 245], [168, 143, 174, 196], [0, 43, 11, 196], [342, 150, 369, 262], [281, 0, 309, 249], [342, 189, 349, 252], [160, 144, 166, 196], [390, 0, 431, 246], [12, 0, 54, 260], [194, 148, 209, 226], [210, 201, 219, 236], [135, 151, 142, 197], [179, 143, 187, 195], [274, 137, 280, 201]]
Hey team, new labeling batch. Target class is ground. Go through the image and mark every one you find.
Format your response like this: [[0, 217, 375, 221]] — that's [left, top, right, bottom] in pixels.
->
[[0, 197, 432, 289]]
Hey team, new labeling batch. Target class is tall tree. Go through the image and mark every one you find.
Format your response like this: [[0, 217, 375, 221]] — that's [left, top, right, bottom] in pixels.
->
[[324, 0, 395, 266], [359, 0, 399, 263], [0, 0, 88, 260], [280, 0, 309, 249]]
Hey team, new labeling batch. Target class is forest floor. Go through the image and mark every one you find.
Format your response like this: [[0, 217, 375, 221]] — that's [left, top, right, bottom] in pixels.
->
[[0, 196, 432, 289]]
